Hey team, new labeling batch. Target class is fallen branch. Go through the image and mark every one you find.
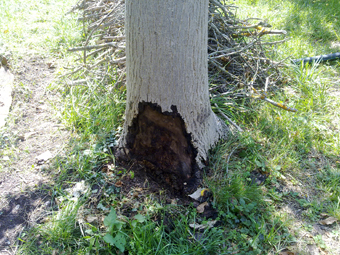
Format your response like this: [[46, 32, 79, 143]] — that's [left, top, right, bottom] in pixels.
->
[[214, 103, 243, 132], [251, 87, 297, 112], [67, 42, 122, 52]]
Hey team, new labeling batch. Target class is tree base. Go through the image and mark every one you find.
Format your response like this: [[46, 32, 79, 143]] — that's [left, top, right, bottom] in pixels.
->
[[119, 102, 201, 194]]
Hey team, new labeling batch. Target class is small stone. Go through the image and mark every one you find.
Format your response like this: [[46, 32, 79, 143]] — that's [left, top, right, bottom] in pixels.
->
[[36, 150, 53, 164]]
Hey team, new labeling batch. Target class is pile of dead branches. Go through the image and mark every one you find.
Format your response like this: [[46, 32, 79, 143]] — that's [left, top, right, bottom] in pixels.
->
[[208, 0, 287, 91], [65, 0, 290, 117], [65, 0, 126, 86]]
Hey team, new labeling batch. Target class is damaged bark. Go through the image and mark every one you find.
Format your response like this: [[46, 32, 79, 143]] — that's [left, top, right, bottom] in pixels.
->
[[124, 102, 199, 192], [117, 0, 228, 193]]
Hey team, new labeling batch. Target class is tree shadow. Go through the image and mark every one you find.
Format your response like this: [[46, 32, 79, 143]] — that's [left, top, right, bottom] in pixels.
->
[[251, 110, 340, 252], [283, 0, 340, 54], [0, 181, 54, 251]]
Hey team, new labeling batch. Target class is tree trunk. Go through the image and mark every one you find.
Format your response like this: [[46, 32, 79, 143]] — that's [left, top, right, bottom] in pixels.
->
[[118, 0, 227, 193]]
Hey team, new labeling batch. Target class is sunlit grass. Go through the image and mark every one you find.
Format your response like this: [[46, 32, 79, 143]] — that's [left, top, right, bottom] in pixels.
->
[[236, 0, 340, 59], [209, 58, 340, 252], [208, 2, 340, 253], [0, 0, 81, 57], [4, 0, 340, 254]]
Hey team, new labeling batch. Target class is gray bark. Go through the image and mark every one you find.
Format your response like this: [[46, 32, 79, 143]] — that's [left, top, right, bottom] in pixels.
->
[[118, 0, 227, 191]]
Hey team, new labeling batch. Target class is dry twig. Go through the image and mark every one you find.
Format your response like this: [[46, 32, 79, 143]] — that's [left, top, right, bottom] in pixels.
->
[[65, 0, 293, 125]]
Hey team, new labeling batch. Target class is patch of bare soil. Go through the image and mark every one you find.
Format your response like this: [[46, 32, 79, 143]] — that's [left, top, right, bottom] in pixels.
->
[[0, 56, 69, 254]]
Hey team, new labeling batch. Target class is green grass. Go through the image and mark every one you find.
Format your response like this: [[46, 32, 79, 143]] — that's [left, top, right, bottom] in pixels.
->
[[99, 206, 227, 254], [209, 0, 340, 253], [235, 0, 340, 59], [1, 0, 340, 254], [20, 198, 86, 254], [0, 0, 81, 59], [58, 73, 126, 140]]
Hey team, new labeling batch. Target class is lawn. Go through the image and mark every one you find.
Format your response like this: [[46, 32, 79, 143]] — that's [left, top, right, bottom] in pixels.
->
[[0, 0, 339, 254]]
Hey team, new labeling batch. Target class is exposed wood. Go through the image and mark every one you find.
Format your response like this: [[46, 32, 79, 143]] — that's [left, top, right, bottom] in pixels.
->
[[124, 103, 199, 192], [118, 0, 227, 193]]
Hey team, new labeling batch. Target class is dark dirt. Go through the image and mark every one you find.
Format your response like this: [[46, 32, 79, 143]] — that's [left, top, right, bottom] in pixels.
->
[[0, 56, 69, 254], [100, 160, 195, 207], [82, 158, 218, 233]]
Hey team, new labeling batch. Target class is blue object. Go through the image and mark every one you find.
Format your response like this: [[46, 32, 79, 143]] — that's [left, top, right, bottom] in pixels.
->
[[292, 52, 340, 64]]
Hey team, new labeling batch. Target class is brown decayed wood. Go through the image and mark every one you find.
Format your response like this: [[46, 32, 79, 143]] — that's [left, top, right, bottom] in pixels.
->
[[125, 103, 199, 193]]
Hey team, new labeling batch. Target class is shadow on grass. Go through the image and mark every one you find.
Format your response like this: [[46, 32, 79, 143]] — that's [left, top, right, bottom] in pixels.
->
[[0, 181, 53, 250], [284, 0, 340, 54]]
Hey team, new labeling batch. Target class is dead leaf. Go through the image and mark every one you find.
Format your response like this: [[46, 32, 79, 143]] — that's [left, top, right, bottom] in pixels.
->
[[188, 188, 206, 201], [65, 180, 89, 198], [115, 181, 123, 187], [86, 215, 98, 223], [189, 220, 217, 230], [319, 216, 338, 225], [47, 62, 56, 69], [36, 150, 53, 164], [279, 252, 296, 255], [171, 199, 177, 205], [1, 156, 10, 161], [24, 131, 37, 140], [197, 202, 208, 213]]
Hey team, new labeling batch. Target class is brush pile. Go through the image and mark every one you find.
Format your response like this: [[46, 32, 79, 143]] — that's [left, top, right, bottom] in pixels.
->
[[65, 0, 289, 117]]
